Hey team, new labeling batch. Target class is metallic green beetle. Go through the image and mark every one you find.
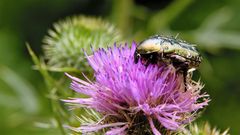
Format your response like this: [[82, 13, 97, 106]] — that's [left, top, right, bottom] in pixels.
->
[[134, 35, 202, 72]]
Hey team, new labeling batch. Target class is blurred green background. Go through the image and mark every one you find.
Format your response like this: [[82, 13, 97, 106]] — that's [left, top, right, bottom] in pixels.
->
[[0, 0, 240, 134]]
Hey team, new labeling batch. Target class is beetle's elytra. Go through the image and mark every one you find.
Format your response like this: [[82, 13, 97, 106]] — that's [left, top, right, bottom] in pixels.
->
[[134, 35, 202, 72]]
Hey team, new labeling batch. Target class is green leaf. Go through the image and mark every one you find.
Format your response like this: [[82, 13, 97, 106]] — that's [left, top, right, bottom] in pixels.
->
[[0, 66, 39, 114]]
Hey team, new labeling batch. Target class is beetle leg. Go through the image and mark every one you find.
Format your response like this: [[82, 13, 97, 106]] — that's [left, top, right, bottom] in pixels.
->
[[134, 52, 140, 63], [183, 70, 187, 91], [171, 55, 186, 62], [169, 55, 188, 69], [188, 68, 196, 73]]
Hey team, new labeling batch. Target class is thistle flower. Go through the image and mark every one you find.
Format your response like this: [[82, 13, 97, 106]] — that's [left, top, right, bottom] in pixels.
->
[[64, 43, 209, 135], [43, 16, 121, 72]]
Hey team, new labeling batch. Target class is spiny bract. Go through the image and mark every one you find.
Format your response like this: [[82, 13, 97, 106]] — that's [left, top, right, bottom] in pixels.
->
[[43, 16, 121, 72]]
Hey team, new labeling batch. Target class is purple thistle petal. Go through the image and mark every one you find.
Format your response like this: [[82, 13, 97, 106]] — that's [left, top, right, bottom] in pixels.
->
[[155, 114, 179, 130], [148, 116, 161, 135], [105, 125, 128, 135]]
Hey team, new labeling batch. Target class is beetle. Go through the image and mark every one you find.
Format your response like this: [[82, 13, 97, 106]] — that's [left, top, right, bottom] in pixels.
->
[[134, 35, 202, 86]]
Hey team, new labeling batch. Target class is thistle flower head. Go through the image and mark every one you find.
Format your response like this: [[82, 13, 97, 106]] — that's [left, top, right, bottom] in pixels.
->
[[65, 43, 209, 135], [43, 16, 121, 71]]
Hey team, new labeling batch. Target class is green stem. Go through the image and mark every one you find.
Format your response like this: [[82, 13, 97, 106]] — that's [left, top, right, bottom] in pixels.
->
[[27, 45, 66, 134], [51, 98, 66, 135], [111, 0, 133, 36]]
